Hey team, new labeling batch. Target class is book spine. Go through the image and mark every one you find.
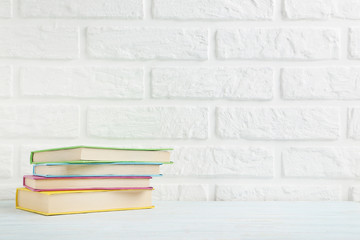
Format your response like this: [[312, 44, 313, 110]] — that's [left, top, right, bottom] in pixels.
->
[[33, 174, 163, 178], [23, 185, 154, 192]]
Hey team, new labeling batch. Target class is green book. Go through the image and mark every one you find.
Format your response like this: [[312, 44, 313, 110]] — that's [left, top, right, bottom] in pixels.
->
[[30, 146, 173, 164]]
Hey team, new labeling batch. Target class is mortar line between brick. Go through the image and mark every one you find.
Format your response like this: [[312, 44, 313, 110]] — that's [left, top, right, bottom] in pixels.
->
[[79, 27, 86, 60], [144, 65, 151, 100], [144, 0, 151, 20], [12, 65, 19, 98], [341, 27, 349, 61], [274, 147, 282, 179], [274, 0, 283, 21], [208, 28, 215, 61], [12, 0, 18, 18]]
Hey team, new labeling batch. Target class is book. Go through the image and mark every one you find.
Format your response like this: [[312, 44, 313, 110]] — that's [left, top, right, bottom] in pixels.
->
[[16, 188, 153, 216], [23, 175, 152, 191], [30, 146, 172, 164], [33, 162, 162, 177]]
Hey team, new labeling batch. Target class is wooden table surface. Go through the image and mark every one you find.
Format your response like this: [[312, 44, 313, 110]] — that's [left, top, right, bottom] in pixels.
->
[[1, 200, 360, 240]]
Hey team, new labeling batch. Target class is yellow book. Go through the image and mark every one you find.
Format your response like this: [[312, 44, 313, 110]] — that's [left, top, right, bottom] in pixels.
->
[[16, 188, 154, 216]]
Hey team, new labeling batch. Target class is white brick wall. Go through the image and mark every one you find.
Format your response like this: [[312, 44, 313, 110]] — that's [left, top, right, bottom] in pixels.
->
[[216, 107, 339, 140], [87, 106, 208, 139], [0, 105, 79, 138], [216, 185, 342, 201], [161, 147, 274, 176], [216, 28, 339, 60], [0, 145, 13, 178], [282, 147, 360, 178], [151, 68, 273, 100], [87, 27, 208, 60], [1, 0, 360, 201], [284, 0, 360, 20], [0, 26, 79, 59], [153, 184, 210, 201], [0, 66, 12, 97], [20, 67, 144, 98], [152, 0, 274, 20], [281, 68, 360, 100], [283, 0, 334, 20], [0, 0, 11, 18], [349, 28, 360, 59], [19, 0, 143, 18]]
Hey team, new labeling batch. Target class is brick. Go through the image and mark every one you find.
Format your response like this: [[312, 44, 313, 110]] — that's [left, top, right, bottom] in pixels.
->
[[161, 147, 273, 177], [281, 68, 360, 100], [153, 0, 273, 20], [87, 106, 208, 139], [349, 28, 360, 59], [0, 145, 13, 178], [216, 185, 342, 201], [348, 108, 360, 140], [151, 67, 273, 100], [20, 67, 143, 99], [216, 107, 339, 140], [283, 0, 360, 20], [283, 0, 333, 20], [153, 184, 210, 201], [87, 27, 208, 60], [20, 0, 142, 18], [0, 0, 11, 17], [335, 0, 360, 19], [283, 147, 360, 178], [351, 187, 360, 201], [0, 66, 12, 97], [0, 26, 79, 59], [216, 28, 339, 60], [0, 105, 79, 138]]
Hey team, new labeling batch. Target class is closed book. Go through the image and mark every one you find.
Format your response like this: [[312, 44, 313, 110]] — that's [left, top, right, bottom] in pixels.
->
[[16, 188, 153, 216], [30, 146, 172, 164], [33, 162, 162, 177], [23, 175, 152, 192]]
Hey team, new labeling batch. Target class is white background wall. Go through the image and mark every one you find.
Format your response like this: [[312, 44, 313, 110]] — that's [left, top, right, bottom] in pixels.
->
[[1, 0, 360, 201]]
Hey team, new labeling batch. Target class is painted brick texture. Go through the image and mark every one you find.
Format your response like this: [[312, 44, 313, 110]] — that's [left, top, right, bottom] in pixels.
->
[[161, 147, 274, 177], [216, 185, 342, 201], [0, 27, 79, 59], [216, 28, 339, 60], [0, 105, 79, 138], [216, 107, 339, 140], [284, 0, 360, 20], [20, 67, 144, 98], [87, 106, 208, 139], [151, 68, 273, 100], [87, 27, 208, 60], [153, 0, 274, 20], [282, 147, 360, 178], [281, 68, 360, 100], [1, 0, 360, 201], [0, 66, 12, 97], [0, 0, 11, 18], [19, 0, 143, 18]]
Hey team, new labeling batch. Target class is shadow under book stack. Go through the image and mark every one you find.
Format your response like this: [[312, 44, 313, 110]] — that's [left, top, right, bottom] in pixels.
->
[[16, 146, 172, 216]]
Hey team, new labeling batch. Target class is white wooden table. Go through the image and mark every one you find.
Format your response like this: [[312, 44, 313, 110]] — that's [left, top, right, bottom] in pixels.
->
[[1, 201, 360, 240]]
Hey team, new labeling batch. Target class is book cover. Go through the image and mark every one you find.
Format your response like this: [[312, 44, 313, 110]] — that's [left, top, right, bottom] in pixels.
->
[[23, 175, 153, 192], [30, 145, 173, 164], [33, 162, 163, 178], [16, 188, 154, 216]]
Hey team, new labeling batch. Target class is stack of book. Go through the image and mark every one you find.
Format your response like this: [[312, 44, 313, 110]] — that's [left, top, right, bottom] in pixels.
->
[[16, 146, 172, 215]]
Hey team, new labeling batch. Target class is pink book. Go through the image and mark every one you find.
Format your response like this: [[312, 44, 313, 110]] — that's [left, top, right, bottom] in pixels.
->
[[23, 175, 153, 192]]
